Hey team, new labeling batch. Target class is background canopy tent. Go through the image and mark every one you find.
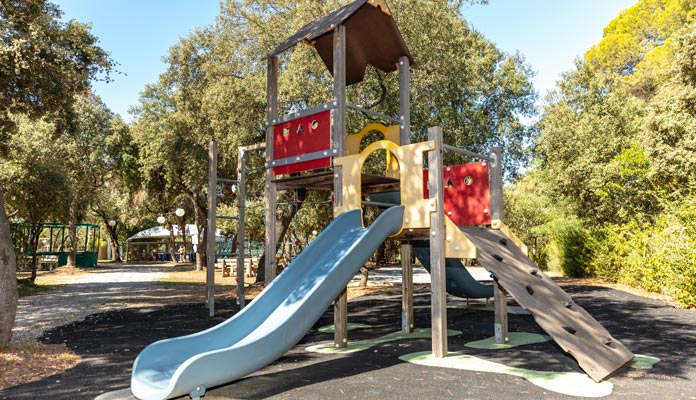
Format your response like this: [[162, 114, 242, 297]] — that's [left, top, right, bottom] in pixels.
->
[[126, 224, 225, 262]]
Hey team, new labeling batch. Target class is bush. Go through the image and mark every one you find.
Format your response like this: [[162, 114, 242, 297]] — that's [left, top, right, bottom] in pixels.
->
[[589, 198, 696, 307]]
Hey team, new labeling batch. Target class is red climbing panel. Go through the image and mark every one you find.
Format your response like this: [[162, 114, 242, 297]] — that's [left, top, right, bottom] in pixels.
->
[[273, 110, 331, 175], [423, 162, 491, 226]]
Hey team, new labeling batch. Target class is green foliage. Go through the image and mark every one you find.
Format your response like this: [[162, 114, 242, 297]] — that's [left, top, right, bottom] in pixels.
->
[[0, 0, 113, 150], [590, 198, 696, 307], [526, 0, 696, 305]]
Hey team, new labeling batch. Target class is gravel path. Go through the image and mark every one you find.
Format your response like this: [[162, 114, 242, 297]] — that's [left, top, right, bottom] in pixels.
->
[[11, 264, 205, 343]]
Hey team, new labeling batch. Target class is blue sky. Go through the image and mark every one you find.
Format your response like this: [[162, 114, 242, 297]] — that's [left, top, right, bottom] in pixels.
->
[[54, 0, 636, 122]]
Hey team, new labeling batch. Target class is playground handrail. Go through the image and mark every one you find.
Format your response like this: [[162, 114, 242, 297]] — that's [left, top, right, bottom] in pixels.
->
[[347, 103, 400, 124], [442, 143, 494, 162]]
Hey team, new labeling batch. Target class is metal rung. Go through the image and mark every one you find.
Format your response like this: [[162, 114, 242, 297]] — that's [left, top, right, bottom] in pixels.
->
[[217, 178, 238, 184], [362, 201, 398, 208], [216, 215, 239, 220], [267, 101, 337, 126], [268, 148, 336, 168], [347, 103, 401, 124], [443, 144, 493, 162]]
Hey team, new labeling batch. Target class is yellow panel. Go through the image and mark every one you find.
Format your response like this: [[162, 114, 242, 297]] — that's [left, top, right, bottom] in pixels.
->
[[333, 139, 433, 231], [346, 123, 401, 155], [444, 216, 477, 259], [345, 124, 401, 180]]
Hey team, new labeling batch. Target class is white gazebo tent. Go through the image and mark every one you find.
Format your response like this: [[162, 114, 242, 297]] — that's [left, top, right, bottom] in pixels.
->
[[125, 224, 225, 262]]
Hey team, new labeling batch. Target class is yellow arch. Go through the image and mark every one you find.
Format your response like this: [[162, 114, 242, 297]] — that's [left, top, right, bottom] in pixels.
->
[[346, 123, 400, 177], [334, 139, 476, 258]]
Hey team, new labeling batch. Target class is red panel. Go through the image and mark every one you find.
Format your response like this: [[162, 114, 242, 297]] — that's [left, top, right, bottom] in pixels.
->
[[423, 162, 491, 226], [273, 110, 331, 175]]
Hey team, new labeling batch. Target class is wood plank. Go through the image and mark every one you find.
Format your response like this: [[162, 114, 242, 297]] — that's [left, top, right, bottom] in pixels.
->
[[460, 226, 634, 381], [493, 282, 508, 343], [428, 126, 447, 358], [207, 141, 218, 316], [401, 243, 414, 334], [264, 56, 278, 283]]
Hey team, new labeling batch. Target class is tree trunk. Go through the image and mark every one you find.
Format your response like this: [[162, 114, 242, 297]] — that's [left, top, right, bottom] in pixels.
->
[[191, 191, 207, 271], [105, 222, 122, 262], [66, 196, 79, 267], [29, 223, 42, 282], [0, 192, 18, 349], [256, 188, 307, 283], [166, 221, 177, 262]]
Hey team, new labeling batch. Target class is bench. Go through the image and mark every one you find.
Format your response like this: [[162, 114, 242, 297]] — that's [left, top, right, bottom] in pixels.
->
[[39, 255, 59, 271], [218, 258, 257, 277]]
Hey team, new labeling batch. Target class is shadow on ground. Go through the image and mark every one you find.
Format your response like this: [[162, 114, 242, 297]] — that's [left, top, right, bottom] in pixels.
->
[[1, 283, 695, 400]]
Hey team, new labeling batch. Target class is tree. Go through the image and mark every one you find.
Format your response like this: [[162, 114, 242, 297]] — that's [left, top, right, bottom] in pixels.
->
[[0, 0, 112, 349], [1, 115, 71, 281]]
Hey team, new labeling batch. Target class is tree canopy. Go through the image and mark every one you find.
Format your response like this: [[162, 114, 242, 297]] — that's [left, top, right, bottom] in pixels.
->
[[508, 0, 696, 306]]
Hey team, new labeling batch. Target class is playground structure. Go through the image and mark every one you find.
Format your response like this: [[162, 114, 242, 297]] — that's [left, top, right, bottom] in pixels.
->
[[131, 1, 634, 399], [11, 222, 100, 268]]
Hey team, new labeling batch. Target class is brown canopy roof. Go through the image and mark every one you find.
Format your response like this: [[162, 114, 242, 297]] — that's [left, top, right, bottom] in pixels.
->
[[268, 0, 412, 85]]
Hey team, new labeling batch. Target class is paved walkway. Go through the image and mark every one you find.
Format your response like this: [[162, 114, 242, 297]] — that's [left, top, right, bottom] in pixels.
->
[[11, 264, 201, 343]]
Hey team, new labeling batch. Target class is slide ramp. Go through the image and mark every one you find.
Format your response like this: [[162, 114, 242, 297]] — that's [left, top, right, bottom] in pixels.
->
[[411, 243, 493, 299], [131, 206, 404, 400], [460, 226, 634, 382]]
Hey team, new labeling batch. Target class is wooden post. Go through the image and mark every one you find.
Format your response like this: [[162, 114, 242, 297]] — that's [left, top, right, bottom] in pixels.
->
[[489, 147, 504, 223], [207, 141, 218, 317], [401, 243, 414, 333], [398, 55, 411, 146], [494, 281, 508, 343], [399, 56, 413, 334], [428, 126, 447, 358], [489, 146, 507, 342], [332, 25, 348, 349], [264, 56, 278, 284], [236, 147, 246, 308]]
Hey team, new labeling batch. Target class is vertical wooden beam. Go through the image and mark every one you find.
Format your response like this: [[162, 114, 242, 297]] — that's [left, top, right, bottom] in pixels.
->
[[428, 126, 447, 358], [207, 141, 218, 317], [398, 55, 411, 146], [489, 146, 504, 223], [494, 281, 508, 343], [236, 147, 246, 308], [264, 56, 278, 284], [399, 56, 413, 334], [333, 286, 348, 348], [488, 146, 507, 341], [332, 25, 348, 349], [401, 243, 414, 334]]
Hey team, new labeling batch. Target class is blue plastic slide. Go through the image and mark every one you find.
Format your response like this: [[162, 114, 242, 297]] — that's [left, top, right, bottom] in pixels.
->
[[412, 243, 493, 299], [131, 206, 404, 400]]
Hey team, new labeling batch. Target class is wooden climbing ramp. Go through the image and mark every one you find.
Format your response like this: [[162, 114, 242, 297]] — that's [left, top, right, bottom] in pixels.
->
[[460, 226, 634, 382]]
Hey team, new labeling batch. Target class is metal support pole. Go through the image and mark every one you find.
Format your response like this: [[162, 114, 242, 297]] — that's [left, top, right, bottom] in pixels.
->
[[236, 147, 246, 308], [428, 126, 447, 358], [206, 141, 218, 317], [264, 56, 279, 284], [332, 25, 348, 349]]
